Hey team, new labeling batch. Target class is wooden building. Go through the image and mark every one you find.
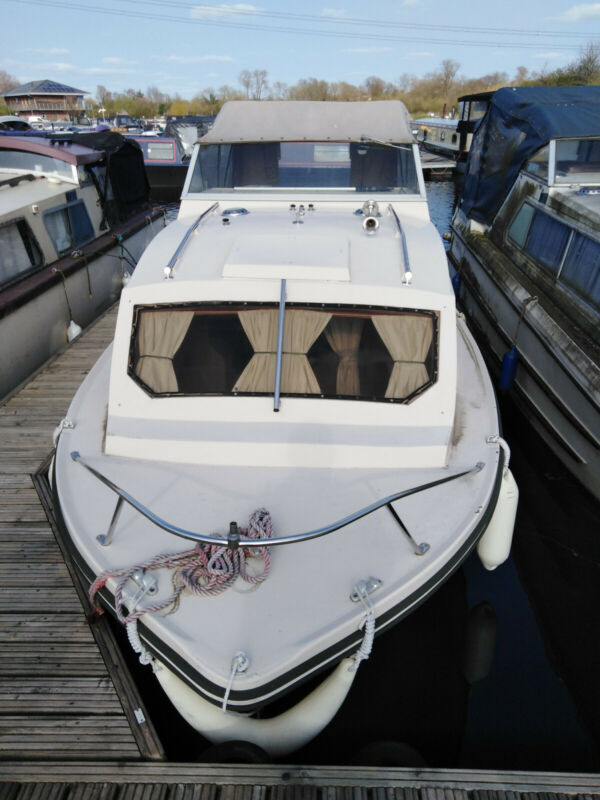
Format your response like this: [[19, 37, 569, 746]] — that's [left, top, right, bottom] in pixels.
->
[[1, 79, 88, 122]]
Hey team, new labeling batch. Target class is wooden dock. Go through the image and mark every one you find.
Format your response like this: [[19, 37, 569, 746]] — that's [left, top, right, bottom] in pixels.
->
[[1, 306, 599, 797]]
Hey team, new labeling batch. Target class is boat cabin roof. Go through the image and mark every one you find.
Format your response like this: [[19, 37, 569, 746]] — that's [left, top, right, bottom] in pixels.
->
[[200, 100, 415, 144], [0, 135, 103, 166]]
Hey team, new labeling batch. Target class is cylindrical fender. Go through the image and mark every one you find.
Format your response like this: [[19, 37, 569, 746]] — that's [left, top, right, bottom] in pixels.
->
[[154, 656, 357, 757]]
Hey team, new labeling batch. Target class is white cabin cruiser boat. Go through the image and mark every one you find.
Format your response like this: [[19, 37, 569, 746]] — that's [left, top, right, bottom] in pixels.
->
[[449, 86, 600, 501], [53, 100, 517, 757], [0, 131, 165, 400]]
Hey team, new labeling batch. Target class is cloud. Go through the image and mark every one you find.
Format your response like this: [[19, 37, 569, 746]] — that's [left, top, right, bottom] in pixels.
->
[[27, 47, 70, 55], [190, 3, 259, 18], [321, 7, 347, 16], [343, 46, 393, 54], [35, 61, 75, 72], [557, 3, 600, 20], [83, 66, 138, 74], [102, 57, 137, 65], [168, 54, 234, 63], [534, 51, 564, 59]]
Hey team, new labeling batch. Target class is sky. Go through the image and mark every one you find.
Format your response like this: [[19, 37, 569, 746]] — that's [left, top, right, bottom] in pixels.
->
[[2, 0, 600, 100]]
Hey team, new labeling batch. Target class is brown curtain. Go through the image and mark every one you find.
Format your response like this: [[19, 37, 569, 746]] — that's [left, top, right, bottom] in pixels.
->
[[325, 317, 364, 395], [372, 315, 433, 398], [135, 310, 194, 393], [234, 309, 331, 394]]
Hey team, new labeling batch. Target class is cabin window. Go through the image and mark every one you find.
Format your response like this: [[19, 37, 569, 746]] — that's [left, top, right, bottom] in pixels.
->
[[524, 146, 549, 182], [44, 200, 94, 255], [0, 219, 42, 288], [560, 232, 600, 309], [189, 141, 420, 194], [146, 141, 176, 161], [509, 203, 600, 310], [555, 138, 600, 184], [129, 303, 438, 402], [522, 208, 571, 274], [508, 203, 535, 247]]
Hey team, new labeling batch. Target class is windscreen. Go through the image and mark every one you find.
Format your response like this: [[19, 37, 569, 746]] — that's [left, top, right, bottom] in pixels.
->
[[188, 141, 419, 193]]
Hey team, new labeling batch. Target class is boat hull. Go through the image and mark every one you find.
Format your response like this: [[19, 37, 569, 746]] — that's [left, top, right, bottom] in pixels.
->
[[0, 210, 165, 401], [449, 229, 600, 502]]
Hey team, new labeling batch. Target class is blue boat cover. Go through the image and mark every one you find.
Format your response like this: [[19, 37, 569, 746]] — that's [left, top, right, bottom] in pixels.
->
[[459, 85, 600, 224]]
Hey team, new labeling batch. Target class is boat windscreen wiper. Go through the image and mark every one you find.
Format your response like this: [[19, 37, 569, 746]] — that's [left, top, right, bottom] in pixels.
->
[[360, 135, 413, 152]]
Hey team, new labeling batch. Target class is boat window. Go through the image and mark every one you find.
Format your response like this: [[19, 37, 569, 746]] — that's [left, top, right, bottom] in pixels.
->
[[44, 200, 95, 255], [523, 208, 571, 274], [524, 146, 549, 182], [0, 219, 43, 288], [188, 141, 420, 194], [0, 148, 76, 183], [554, 138, 600, 184], [459, 101, 469, 121], [146, 141, 176, 161], [560, 232, 600, 310], [129, 303, 437, 402], [508, 203, 535, 247], [469, 100, 489, 121]]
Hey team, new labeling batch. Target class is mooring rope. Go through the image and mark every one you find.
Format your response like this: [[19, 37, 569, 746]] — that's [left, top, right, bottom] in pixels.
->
[[89, 507, 273, 625]]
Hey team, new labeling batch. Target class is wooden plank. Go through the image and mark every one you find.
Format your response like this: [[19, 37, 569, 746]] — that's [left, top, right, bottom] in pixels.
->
[[0, 645, 108, 676], [0, 678, 125, 714], [0, 588, 82, 613], [2, 765, 600, 792], [0, 615, 96, 642], [0, 563, 73, 584]]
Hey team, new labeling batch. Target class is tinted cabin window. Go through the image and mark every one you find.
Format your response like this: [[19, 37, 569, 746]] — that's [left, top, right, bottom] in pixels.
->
[[0, 220, 42, 287], [130, 304, 437, 402], [560, 232, 600, 309], [44, 200, 94, 255], [524, 209, 570, 275]]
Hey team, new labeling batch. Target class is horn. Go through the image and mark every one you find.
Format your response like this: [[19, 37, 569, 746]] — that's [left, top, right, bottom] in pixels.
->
[[362, 216, 379, 233]]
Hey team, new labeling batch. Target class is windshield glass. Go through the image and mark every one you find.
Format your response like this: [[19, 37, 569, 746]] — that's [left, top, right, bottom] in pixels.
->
[[129, 303, 437, 402], [188, 141, 419, 193], [554, 138, 600, 184], [0, 149, 77, 183]]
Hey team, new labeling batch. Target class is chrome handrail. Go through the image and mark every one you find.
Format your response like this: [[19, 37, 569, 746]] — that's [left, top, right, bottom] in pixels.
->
[[164, 202, 218, 278], [71, 451, 483, 550], [388, 204, 412, 285]]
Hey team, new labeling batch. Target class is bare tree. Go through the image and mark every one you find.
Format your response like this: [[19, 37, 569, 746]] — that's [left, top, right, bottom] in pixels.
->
[[440, 59, 460, 97], [238, 69, 252, 98], [250, 69, 268, 99], [270, 81, 289, 100], [0, 69, 19, 94]]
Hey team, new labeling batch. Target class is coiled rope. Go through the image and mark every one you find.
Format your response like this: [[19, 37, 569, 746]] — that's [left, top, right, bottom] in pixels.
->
[[89, 508, 273, 625]]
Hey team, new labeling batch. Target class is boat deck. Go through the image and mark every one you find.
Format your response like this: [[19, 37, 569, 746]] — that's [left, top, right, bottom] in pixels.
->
[[1, 307, 599, 796]]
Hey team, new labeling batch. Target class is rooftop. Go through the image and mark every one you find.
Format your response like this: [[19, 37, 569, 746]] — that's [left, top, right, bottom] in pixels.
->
[[1, 79, 88, 98], [200, 100, 415, 144]]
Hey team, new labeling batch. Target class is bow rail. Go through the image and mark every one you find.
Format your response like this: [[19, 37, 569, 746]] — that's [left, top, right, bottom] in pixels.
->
[[70, 451, 484, 552]]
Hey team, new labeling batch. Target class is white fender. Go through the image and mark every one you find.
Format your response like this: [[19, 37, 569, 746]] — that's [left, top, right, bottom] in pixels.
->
[[154, 657, 357, 757], [477, 466, 519, 570]]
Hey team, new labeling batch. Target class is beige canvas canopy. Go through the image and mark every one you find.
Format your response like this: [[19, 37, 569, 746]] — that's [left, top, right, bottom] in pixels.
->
[[200, 100, 415, 144]]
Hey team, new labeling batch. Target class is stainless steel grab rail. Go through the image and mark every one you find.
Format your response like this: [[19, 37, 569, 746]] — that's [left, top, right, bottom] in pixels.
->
[[71, 451, 483, 551], [163, 202, 219, 279]]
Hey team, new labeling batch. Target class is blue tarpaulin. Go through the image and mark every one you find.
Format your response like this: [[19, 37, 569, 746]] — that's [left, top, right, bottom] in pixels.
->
[[459, 85, 600, 224]]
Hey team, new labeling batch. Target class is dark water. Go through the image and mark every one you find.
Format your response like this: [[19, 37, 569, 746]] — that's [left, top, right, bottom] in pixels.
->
[[125, 189, 600, 769]]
